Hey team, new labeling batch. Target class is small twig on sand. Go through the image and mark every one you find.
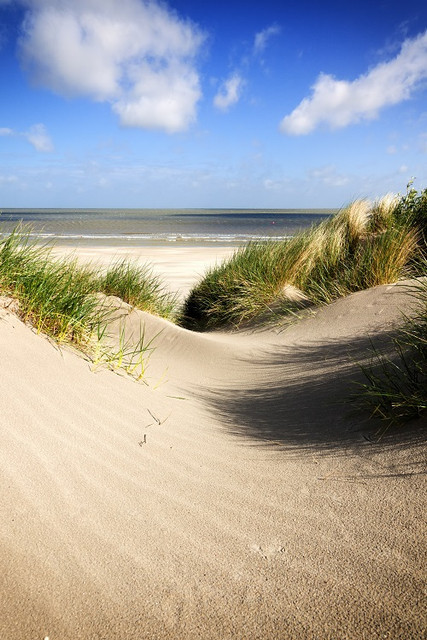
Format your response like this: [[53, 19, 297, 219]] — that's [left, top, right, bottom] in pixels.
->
[[147, 409, 171, 425]]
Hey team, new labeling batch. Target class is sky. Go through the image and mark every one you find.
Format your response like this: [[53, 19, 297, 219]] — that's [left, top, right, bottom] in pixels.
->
[[0, 0, 426, 209]]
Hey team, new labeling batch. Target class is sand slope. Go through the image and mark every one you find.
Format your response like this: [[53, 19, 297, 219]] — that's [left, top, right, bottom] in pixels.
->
[[0, 282, 425, 639]]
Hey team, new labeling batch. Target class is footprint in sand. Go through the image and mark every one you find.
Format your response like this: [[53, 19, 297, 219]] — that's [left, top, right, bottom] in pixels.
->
[[250, 544, 286, 560]]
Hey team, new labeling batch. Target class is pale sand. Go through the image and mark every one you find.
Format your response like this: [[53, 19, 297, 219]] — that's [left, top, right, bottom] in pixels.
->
[[51, 245, 237, 298], [0, 254, 426, 639]]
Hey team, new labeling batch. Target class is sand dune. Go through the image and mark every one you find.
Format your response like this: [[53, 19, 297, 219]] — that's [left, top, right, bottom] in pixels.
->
[[0, 281, 425, 639]]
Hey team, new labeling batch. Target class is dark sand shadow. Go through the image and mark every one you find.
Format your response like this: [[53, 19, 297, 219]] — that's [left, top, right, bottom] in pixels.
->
[[198, 328, 426, 460]]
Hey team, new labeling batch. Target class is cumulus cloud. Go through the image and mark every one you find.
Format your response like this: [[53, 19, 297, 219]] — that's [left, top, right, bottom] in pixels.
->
[[0, 123, 53, 151], [280, 30, 427, 135], [112, 61, 200, 131], [214, 74, 244, 111], [254, 24, 280, 55], [17, 0, 205, 133]]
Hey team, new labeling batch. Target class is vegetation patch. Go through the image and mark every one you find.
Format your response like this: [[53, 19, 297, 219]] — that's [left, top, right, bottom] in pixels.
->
[[353, 273, 426, 432], [95, 258, 177, 319], [0, 226, 177, 378], [179, 185, 426, 331]]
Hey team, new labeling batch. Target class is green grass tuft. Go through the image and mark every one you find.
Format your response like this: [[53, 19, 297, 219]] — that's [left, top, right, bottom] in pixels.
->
[[352, 273, 427, 430], [179, 186, 426, 331], [0, 227, 98, 343], [95, 258, 177, 320], [0, 226, 179, 379]]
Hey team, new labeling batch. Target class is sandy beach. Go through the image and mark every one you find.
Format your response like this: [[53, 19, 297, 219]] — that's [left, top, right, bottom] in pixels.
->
[[0, 246, 426, 639], [51, 244, 237, 298]]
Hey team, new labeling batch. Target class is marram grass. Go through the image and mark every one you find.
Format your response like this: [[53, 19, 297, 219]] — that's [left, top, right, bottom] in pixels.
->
[[95, 258, 177, 319], [353, 272, 427, 432], [0, 226, 178, 378], [180, 187, 426, 330], [0, 228, 98, 343]]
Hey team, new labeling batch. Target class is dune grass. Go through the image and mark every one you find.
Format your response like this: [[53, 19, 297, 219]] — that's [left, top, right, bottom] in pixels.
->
[[179, 187, 426, 331], [0, 226, 178, 376], [95, 258, 177, 319], [353, 273, 427, 432], [91, 320, 159, 382], [0, 228, 99, 343]]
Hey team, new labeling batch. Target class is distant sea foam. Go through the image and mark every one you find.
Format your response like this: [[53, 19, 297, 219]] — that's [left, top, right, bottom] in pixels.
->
[[28, 231, 293, 243], [0, 208, 335, 247]]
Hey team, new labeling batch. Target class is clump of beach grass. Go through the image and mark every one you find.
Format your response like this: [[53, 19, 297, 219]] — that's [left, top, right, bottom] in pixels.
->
[[0, 227, 99, 343], [0, 226, 178, 378], [95, 258, 177, 320], [370, 193, 400, 233], [91, 320, 159, 382], [180, 186, 426, 331], [353, 272, 427, 433]]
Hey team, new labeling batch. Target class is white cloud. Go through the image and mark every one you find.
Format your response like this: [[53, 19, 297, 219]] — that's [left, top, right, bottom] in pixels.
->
[[387, 145, 397, 154], [26, 123, 54, 152], [0, 175, 18, 184], [0, 123, 53, 151], [113, 61, 200, 132], [254, 25, 280, 55], [263, 177, 290, 191], [214, 74, 244, 111], [280, 30, 427, 135], [18, 0, 205, 133], [309, 165, 349, 187]]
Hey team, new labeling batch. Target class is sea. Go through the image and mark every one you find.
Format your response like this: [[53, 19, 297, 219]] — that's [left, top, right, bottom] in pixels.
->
[[0, 208, 336, 248]]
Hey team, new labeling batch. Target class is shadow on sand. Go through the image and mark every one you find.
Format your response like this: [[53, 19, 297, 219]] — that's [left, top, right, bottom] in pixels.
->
[[199, 328, 426, 463]]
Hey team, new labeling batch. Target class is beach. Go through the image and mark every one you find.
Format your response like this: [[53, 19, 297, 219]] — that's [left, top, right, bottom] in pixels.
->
[[0, 238, 425, 639], [0, 207, 333, 298], [51, 244, 237, 298], [2, 0, 426, 632]]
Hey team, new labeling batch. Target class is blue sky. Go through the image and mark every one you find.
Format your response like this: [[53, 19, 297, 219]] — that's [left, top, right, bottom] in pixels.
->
[[0, 0, 426, 208]]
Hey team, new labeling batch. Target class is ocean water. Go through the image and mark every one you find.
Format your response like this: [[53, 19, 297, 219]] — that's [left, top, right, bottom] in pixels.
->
[[0, 208, 336, 247]]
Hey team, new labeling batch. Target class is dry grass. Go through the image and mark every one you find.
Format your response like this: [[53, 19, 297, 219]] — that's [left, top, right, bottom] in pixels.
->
[[180, 190, 425, 330]]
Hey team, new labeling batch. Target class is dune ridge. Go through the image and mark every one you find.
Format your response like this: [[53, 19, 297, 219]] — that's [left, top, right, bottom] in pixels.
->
[[0, 281, 425, 639]]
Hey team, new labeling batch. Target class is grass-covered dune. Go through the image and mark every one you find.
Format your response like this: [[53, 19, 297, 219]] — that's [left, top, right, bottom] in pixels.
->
[[0, 228, 177, 348], [0, 187, 425, 427], [2, 187, 424, 343], [179, 187, 426, 331]]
